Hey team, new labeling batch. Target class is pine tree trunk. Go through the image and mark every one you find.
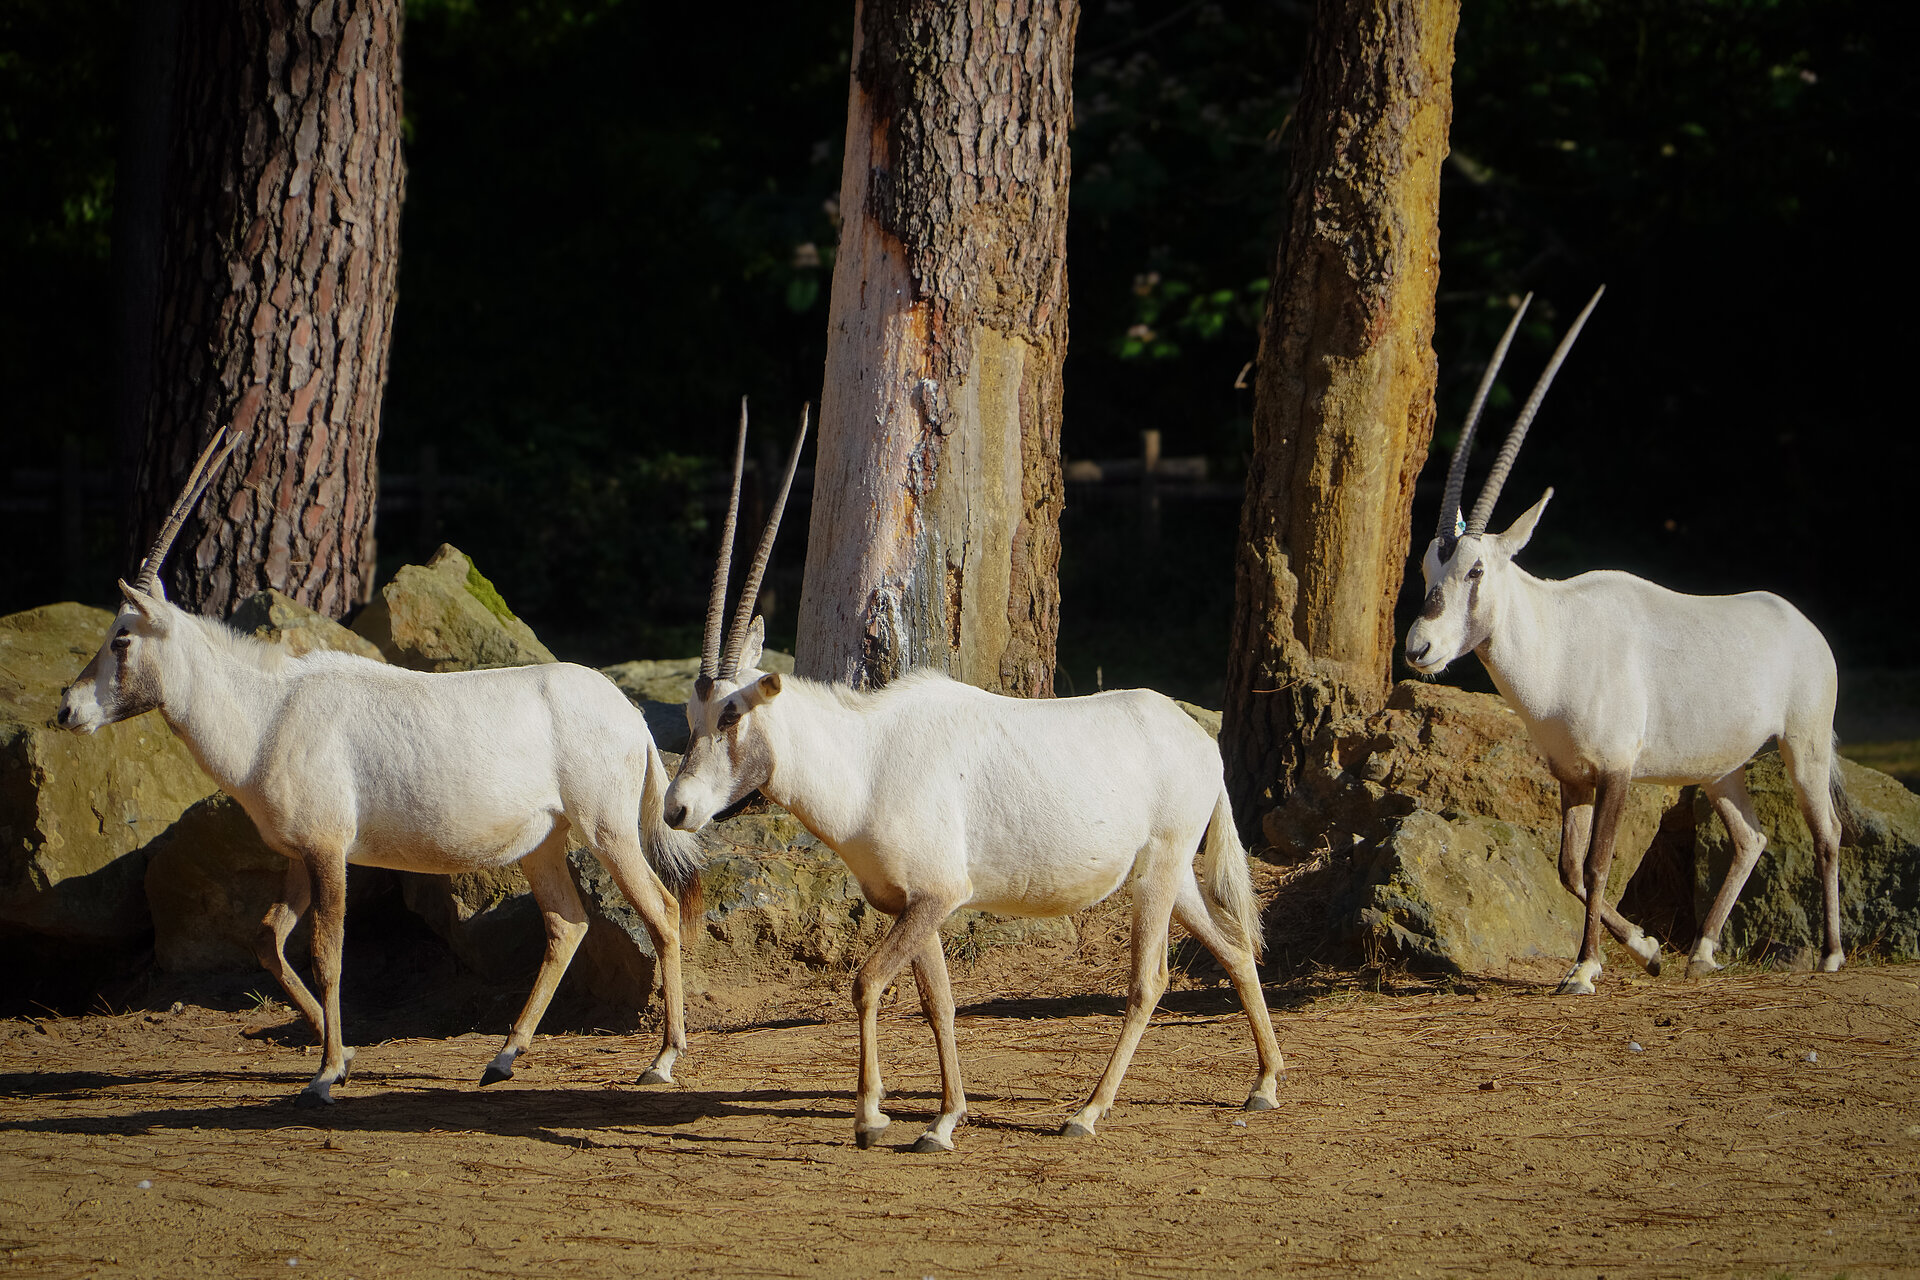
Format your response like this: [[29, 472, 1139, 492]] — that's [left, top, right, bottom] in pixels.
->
[[1219, 0, 1458, 830], [794, 0, 1074, 696], [128, 0, 405, 620]]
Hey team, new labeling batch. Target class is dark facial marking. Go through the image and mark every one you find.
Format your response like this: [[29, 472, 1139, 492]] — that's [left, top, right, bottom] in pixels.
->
[[693, 674, 715, 701], [1436, 533, 1459, 563], [1419, 586, 1447, 621]]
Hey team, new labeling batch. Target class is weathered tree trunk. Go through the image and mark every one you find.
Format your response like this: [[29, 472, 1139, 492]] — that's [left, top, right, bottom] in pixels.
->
[[1220, 0, 1458, 831], [128, 0, 405, 620], [794, 0, 1074, 696]]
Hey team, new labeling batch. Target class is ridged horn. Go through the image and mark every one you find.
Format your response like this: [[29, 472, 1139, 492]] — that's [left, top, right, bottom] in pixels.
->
[[701, 399, 750, 680], [717, 403, 810, 679], [1465, 285, 1605, 537], [132, 425, 240, 595], [1437, 293, 1532, 542]]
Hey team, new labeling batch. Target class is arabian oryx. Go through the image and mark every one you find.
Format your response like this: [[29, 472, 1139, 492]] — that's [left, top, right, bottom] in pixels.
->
[[59, 427, 703, 1104], [664, 405, 1284, 1153], [1404, 288, 1848, 994]]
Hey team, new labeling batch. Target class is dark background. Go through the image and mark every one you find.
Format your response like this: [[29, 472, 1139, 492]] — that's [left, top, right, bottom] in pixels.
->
[[3, 0, 1913, 707]]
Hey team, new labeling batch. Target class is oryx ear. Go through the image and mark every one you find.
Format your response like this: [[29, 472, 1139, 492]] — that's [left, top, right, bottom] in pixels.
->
[[739, 615, 765, 672], [743, 671, 782, 708], [1496, 488, 1554, 555], [117, 578, 165, 620]]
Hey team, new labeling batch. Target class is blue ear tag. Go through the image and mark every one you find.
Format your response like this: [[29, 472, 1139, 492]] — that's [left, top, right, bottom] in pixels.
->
[[1453, 511, 1466, 537]]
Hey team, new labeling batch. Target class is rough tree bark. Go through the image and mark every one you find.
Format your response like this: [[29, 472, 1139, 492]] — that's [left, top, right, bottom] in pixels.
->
[[1219, 0, 1459, 831], [127, 0, 405, 620], [794, 0, 1074, 696]]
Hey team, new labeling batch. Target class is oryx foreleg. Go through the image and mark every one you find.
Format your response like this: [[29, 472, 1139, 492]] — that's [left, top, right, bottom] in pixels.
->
[[850, 896, 956, 1150], [296, 851, 354, 1106], [1689, 770, 1769, 978], [590, 831, 688, 1086], [906, 934, 966, 1153], [254, 856, 324, 1037], [1557, 773, 1630, 995], [482, 828, 588, 1086], [1064, 859, 1178, 1138], [1556, 782, 1661, 979]]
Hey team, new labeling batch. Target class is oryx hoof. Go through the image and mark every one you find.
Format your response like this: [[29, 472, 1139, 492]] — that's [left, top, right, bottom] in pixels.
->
[[295, 1083, 336, 1108], [1820, 951, 1845, 974], [909, 1133, 954, 1154], [1644, 956, 1663, 978], [480, 1052, 517, 1087], [637, 1067, 673, 1086], [1684, 958, 1722, 980], [1554, 978, 1596, 996], [1242, 1093, 1277, 1112], [1060, 1119, 1096, 1139], [853, 1122, 890, 1150]]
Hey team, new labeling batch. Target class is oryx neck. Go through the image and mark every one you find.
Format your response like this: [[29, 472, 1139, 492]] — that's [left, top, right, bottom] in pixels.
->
[[1474, 564, 1558, 707], [756, 675, 877, 849], [155, 615, 288, 792]]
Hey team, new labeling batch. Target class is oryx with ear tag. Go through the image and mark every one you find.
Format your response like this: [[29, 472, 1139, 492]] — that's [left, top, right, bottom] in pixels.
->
[[1404, 288, 1847, 993], [59, 427, 703, 1103], [665, 404, 1284, 1152]]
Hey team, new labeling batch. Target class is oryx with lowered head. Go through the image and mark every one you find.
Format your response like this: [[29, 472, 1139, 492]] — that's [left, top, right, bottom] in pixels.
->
[[59, 427, 703, 1103], [1404, 288, 1847, 993], [665, 405, 1284, 1152]]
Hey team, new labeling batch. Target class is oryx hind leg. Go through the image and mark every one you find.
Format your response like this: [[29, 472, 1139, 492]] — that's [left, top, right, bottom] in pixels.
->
[[1690, 769, 1768, 978], [254, 856, 324, 1038], [295, 850, 354, 1107], [1172, 873, 1283, 1111], [1779, 734, 1846, 973], [482, 826, 588, 1086], [1556, 781, 1661, 983], [848, 895, 959, 1150], [1064, 849, 1179, 1138], [588, 822, 687, 1086], [906, 933, 966, 1153]]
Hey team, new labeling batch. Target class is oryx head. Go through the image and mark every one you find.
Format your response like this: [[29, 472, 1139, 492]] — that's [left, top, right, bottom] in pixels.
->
[[664, 401, 808, 832], [1404, 288, 1603, 676], [58, 427, 239, 733]]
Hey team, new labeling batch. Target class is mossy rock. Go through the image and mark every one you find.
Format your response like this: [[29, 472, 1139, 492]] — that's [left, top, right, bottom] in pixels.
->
[[0, 604, 217, 942], [352, 545, 556, 672]]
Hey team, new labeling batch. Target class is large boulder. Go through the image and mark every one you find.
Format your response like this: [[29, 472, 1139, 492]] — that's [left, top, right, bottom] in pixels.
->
[[1691, 751, 1919, 962], [229, 589, 385, 662], [351, 545, 556, 672], [600, 651, 796, 752], [1260, 681, 1680, 973], [144, 794, 298, 971], [400, 862, 545, 982], [0, 604, 218, 942]]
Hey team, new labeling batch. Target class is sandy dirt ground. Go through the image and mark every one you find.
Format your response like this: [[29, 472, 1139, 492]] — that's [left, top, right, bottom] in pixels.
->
[[1, 953, 1916, 1280]]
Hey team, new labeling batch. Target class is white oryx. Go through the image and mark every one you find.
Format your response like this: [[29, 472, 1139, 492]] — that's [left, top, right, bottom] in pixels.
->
[[1404, 288, 1847, 994], [59, 427, 702, 1104], [664, 407, 1284, 1152]]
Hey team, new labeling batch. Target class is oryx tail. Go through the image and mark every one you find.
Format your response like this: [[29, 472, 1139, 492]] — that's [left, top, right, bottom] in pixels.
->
[[642, 739, 704, 923], [1198, 788, 1264, 961]]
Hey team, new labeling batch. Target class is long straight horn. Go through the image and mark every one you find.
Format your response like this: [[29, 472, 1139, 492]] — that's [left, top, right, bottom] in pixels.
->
[[133, 424, 240, 594], [1437, 293, 1532, 542], [717, 403, 810, 678], [701, 399, 750, 680], [1465, 285, 1605, 537]]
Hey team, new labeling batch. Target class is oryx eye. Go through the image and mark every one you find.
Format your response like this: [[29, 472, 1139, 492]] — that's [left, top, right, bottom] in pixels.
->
[[717, 705, 742, 730], [110, 631, 131, 653], [1466, 562, 1484, 580]]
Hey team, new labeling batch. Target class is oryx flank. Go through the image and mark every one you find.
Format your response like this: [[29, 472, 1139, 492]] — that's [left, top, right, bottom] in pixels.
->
[[665, 404, 1284, 1152], [1404, 288, 1848, 993], [59, 427, 702, 1104]]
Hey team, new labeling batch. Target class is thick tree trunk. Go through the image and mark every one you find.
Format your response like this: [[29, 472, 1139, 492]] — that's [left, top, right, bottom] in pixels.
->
[[1220, 0, 1458, 831], [794, 0, 1073, 696], [128, 0, 405, 620]]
